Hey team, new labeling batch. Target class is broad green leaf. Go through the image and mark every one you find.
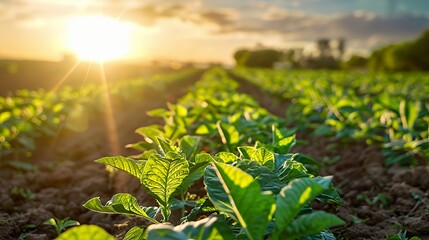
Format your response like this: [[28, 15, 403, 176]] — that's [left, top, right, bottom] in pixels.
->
[[181, 198, 217, 223], [277, 159, 311, 182], [148, 215, 232, 239], [147, 108, 169, 118], [56, 225, 114, 240], [146, 224, 188, 240], [156, 138, 179, 156], [216, 121, 240, 151], [0, 112, 11, 123], [135, 126, 164, 143], [272, 177, 332, 239], [83, 193, 159, 224], [295, 154, 322, 167], [123, 226, 145, 240], [195, 124, 211, 135], [175, 216, 233, 240], [277, 135, 296, 154], [142, 152, 189, 221], [285, 211, 345, 239], [252, 147, 274, 169], [272, 126, 297, 154], [238, 146, 257, 160], [215, 152, 238, 163], [180, 154, 212, 195], [238, 161, 283, 194], [95, 156, 144, 179], [205, 162, 275, 240], [180, 135, 200, 160], [274, 153, 296, 171]]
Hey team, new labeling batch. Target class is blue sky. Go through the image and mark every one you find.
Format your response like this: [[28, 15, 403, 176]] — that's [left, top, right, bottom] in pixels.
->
[[0, 0, 428, 63]]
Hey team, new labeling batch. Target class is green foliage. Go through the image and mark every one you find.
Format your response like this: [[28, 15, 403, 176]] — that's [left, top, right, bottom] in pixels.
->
[[83, 193, 159, 223], [142, 151, 189, 221], [234, 67, 429, 166], [82, 135, 342, 239], [369, 29, 429, 71], [205, 162, 276, 240], [74, 68, 343, 239], [43, 217, 80, 236], [234, 48, 283, 68], [0, 69, 198, 162], [56, 225, 114, 240], [342, 54, 368, 70], [146, 216, 233, 240]]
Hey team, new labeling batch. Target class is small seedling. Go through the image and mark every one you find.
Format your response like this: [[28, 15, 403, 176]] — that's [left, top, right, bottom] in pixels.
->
[[44, 217, 80, 236]]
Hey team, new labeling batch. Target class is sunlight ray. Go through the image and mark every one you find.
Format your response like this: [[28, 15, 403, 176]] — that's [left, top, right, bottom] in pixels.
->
[[99, 63, 121, 156]]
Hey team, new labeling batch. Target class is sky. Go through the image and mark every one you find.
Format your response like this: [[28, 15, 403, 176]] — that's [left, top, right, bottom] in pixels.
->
[[0, 0, 428, 64]]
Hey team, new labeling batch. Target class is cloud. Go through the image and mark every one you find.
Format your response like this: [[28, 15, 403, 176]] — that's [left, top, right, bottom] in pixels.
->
[[213, 7, 429, 49], [199, 9, 238, 27]]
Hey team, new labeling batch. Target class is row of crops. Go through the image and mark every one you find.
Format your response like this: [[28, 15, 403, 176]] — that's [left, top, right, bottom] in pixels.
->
[[4, 67, 428, 239], [233, 68, 429, 166], [54, 68, 345, 239], [0, 69, 198, 165]]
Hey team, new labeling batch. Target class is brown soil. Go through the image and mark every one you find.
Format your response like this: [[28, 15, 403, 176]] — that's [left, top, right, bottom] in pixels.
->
[[233, 72, 429, 240]]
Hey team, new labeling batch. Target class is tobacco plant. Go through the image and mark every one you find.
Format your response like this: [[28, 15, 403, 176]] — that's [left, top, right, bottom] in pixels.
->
[[80, 133, 343, 239]]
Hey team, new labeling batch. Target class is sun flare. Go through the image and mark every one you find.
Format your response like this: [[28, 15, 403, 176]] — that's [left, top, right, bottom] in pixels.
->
[[67, 16, 134, 62]]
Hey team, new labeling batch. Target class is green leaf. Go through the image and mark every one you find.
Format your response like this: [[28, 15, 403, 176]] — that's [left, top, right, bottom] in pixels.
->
[[123, 226, 145, 240], [272, 177, 332, 239], [56, 225, 115, 240], [238, 161, 283, 194], [147, 108, 169, 118], [180, 154, 212, 195], [277, 159, 311, 182], [83, 193, 159, 224], [180, 135, 201, 160], [147, 216, 233, 240], [216, 121, 240, 151], [285, 211, 345, 239], [146, 224, 188, 240], [399, 99, 420, 130], [156, 138, 179, 156], [142, 152, 189, 221], [0, 111, 11, 124], [251, 147, 275, 170], [277, 135, 296, 154], [204, 162, 275, 240], [135, 126, 164, 144], [272, 126, 297, 154], [238, 146, 256, 160], [181, 198, 216, 223], [215, 152, 238, 163], [95, 156, 144, 179], [175, 216, 233, 240]]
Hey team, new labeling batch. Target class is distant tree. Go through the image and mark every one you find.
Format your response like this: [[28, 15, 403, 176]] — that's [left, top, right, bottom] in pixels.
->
[[316, 38, 332, 58], [343, 55, 368, 70], [369, 29, 429, 71], [233, 49, 250, 67], [234, 49, 282, 68], [337, 38, 346, 59]]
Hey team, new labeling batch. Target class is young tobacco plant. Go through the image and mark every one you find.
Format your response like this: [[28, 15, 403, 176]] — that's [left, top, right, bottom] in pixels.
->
[[43, 217, 80, 236], [81, 134, 343, 239], [83, 136, 208, 224]]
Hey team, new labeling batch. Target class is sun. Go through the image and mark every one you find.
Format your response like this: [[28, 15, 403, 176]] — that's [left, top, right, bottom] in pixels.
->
[[67, 16, 134, 62]]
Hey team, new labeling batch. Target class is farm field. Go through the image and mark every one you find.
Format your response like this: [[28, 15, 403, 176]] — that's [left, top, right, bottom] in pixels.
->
[[1, 67, 429, 240]]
